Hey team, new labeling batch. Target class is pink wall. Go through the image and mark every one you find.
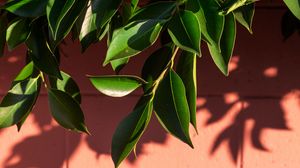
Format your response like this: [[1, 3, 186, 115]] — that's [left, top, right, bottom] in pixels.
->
[[1, 6, 300, 168]]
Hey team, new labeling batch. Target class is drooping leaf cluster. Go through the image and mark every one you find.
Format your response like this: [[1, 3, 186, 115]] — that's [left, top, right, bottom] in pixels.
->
[[0, 0, 299, 167]]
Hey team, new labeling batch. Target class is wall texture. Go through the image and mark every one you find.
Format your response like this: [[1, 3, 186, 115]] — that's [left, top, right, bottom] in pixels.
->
[[1, 3, 300, 168]]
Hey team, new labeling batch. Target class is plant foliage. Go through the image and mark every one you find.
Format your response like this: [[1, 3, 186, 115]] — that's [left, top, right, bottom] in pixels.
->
[[0, 0, 299, 167]]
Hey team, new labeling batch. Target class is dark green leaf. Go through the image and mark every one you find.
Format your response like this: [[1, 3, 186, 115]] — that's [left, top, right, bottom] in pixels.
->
[[103, 19, 164, 65], [233, 3, 255, 33], [3, 0, 47, 17], [284, 0, 300, 20], [130, 1, 176, 21], [26, 24, 62, 79], [91, 0, 122, 28], [208, 13, 236, 75], [168, 10, 201, 55], [88, 75, 146, 97], [186, 0, 224, 45], [176, 51, 197, 132], [0, 12, 8, 57], [112, 95, 153, 167], [48, 89, 89, 134], [141, 45, 173, 91], [50, 71, 81, 104], [0, 77, 41, 128], [131, 0, 139, 11], [47, 0, 87, 42], [153, 70, 193, 147], [6, 19, 30, 50]]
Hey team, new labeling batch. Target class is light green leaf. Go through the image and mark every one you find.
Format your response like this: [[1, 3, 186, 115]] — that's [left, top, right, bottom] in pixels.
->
[[103, 19, 164, 65], [111, 58, 130, 73], [89, 75, 146, 97], [219, 0, 255, 15], [130, 1, 176, 21], [284, 0, 300, 20], [153, 70, 193, 147], [112, 96, 152, 168], [49, 71, 81, 104], [176, 51, 197, 132], [233, 3, 255, 33], [26, 23, 62, 79], [3, 0, 47, 17], [14, 62, 35, 82], [0, 77, 41, 128], [6, 19, 30, 50], [48, 89, 89, 134], [91, 0, 122, 28], [168, 10, 201, 55]]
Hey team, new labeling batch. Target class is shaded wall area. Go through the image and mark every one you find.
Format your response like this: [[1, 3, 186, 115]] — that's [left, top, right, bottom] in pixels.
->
[[1, 7, 300, 168]]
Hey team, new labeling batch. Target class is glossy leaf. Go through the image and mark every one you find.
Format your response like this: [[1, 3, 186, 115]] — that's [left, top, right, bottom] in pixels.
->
[[111, 58, 130, 73], [130, 1, 176, 21], [176, 51, 197, 132], [26, 24, 62, 79], [91, 0, 122, 28], [103, 19, 164, 65], [6, 19, 30, 50], [186, 0, 224, 45], [0, 77, 41, 128], [0, 12, 7, 57], [219, 0, 255, 15], [284, 0, 300, 20], [89, 75, 146, 97], [50, 71, 81, 104], [168, 10, 201, 55], [208, 13, 236, 75], [233, 3, 255, 33], [77, 1, 98, 52], [153, 70, 193, 147], [47, 0, 87, 42], [48, 89, 89, 133], [112, 96, 153, 167], [141, 45, 173, 91], [3, 0, 47, 17]]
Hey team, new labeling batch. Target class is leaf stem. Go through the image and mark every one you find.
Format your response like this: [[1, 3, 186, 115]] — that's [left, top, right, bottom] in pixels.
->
[[39, 71, 48, 89]]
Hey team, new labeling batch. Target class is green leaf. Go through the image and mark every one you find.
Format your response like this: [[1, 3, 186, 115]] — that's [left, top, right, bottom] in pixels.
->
[[207, 13, 236, 75], [233, 3, 255, 33], [14, 61, 35, 82], [131, 0, 139, 11], [141, 45, 173, 91], [168, 10, 201, 55], [111, 58, 130, 73], [49, 71, 81, 104], [77, 1, 98, 52], [0, 12, 8, 57], [186, 0, 224, 45], [48, 89, 89, 134], [176, 51, 197, 132], [0, 77, 41, 128], [130, 1, 176, 21], [6, 19, 30, 50], [47, 0, 87, 42], [91, 0, 122, 28], [219, 0, 255, 15], [112, 95, 153, 168], [284, 0, 300, 20], [153, 70, 193, 147], [3, 0, 47, 17], [88, 75, 146, 97], [103, 19, 164, 65], [26, 23, 62, 79]]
